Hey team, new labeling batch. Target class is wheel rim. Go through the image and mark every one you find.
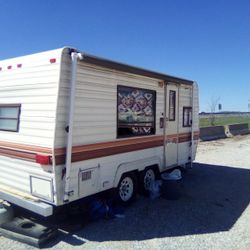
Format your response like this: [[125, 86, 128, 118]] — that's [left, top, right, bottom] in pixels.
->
[[119, 177, 134, 202], [144, 169, 155, 190]]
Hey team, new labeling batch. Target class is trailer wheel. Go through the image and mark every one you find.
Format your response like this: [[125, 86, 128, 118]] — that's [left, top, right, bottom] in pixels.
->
[[116, 173, 137, 205], [139, 167, 156, 196]]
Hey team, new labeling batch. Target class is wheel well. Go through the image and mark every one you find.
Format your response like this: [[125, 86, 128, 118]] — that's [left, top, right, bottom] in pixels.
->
[[114, 159, 161, 187], [137, 164, 160, 179], [119, 165, 160, 185], [117, 169, 138, 182]]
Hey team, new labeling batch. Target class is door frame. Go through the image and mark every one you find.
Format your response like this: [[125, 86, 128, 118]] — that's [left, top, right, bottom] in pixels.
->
[[163, 82, 180, 169]]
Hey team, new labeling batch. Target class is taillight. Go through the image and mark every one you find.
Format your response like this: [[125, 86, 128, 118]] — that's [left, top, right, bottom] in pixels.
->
[[35, 154, 51, 165]]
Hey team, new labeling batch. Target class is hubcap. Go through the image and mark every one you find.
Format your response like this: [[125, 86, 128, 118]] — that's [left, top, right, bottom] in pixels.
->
[[119, 177, 134, 202], [144, 169, 155, 190]]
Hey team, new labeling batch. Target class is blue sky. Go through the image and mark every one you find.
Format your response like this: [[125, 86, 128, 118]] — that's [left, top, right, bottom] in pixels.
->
[[1, 0, 250, 112]]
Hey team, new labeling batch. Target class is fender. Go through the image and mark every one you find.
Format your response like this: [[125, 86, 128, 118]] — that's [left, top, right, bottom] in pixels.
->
[[113, 156, 161, 187]]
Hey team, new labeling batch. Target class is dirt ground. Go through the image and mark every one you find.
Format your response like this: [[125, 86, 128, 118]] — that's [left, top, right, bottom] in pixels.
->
[[0, 135, 250, 250]]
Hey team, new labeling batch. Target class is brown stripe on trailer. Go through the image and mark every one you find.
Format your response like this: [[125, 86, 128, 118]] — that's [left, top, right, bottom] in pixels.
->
[[0, 131, 199, 164], [0, 141, 52, 154], [54, 131, 200, 165], [0, 147, 36, 162], [54, 135, 164, 165], [0, 141, 53, 163]]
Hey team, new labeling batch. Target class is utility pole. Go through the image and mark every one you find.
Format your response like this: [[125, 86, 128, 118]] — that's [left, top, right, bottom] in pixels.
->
[[248, 100, 250, 112]]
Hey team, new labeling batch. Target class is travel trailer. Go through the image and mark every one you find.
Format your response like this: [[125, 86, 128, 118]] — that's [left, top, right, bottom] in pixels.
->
[[0, 48, 199, 216]]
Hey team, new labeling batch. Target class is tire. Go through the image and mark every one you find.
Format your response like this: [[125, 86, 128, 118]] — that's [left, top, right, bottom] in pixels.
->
[[116, 173, 137, 205], [139, 167, 156, 196]]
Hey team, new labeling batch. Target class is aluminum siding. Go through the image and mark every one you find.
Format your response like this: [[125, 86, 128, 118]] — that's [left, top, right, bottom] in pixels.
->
[[0, 49, 62, 203]]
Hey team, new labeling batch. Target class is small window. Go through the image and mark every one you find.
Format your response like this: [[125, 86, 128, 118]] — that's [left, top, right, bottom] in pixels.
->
[[0, 104, 21, 132], [117, 85, 156, 137], [183, 107, 192, 127], [169, 90, 176, 121]]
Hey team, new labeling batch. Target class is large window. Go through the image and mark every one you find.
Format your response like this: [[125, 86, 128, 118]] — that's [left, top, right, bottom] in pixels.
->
[[0, 104, 21, 132], [117, 85, 156, 137], [169, 90, 176, 121], [183, 107, 192, 127]]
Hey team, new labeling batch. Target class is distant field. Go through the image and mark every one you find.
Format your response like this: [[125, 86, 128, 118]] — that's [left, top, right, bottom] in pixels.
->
[[199, 115, 250, 128]]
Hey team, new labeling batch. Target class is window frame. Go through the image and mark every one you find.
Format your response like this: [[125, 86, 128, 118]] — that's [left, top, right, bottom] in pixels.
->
[[0, 104, 21, 132], [183, 106, 192, 127], [169, 90, 176, 121], [117, 85, 156, 138]]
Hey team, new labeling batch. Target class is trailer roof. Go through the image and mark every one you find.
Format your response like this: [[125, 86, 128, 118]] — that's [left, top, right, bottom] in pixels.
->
[[76, 51, 194, 85], [0, 47, 194, 85]]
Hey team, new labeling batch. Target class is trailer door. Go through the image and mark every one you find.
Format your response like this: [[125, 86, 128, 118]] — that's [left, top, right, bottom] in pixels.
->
[[165, 85, 178, 167]]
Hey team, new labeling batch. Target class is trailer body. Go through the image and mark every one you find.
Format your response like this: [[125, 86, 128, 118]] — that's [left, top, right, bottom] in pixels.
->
[[0, 48, 199, 216]]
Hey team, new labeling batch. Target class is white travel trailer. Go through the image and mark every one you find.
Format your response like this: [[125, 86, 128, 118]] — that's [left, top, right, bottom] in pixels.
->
[[0, 48, 199, 216]]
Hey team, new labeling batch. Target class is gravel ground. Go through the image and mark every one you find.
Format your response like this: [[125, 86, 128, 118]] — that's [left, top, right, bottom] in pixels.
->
[[1, 135, 250, 250], [196, 134, 250, 168]]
